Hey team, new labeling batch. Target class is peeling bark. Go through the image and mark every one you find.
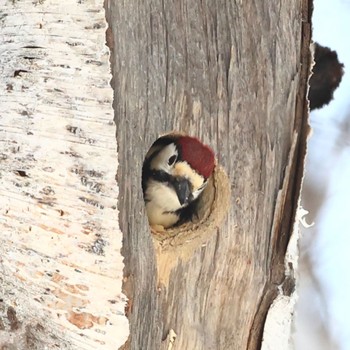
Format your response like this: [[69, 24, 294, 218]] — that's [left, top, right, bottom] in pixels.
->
[[0, 1, 128, 349]]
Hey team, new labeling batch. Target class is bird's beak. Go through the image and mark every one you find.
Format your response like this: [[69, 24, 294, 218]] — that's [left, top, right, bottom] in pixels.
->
[[172, 178, 192, 206]]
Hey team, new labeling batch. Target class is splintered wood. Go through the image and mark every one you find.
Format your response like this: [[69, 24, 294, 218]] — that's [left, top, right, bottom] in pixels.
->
[[0, 1, 128, 349]]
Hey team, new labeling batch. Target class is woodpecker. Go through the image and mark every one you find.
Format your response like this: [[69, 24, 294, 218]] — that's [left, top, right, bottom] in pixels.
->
[[142, 135, 215, 229]]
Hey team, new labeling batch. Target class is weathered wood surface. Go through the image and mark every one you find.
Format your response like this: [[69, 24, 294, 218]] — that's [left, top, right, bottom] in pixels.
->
[[0, 1, 128, 349], [107, 0, 311, 349]]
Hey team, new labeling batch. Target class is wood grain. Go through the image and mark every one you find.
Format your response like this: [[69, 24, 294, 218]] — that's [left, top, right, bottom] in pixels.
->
[[106, 0, 311, 348]]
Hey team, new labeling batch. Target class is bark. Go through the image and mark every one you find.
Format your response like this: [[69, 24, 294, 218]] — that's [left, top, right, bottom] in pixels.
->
[[0, 1, 128, 349], [106, 0, 311, 349]]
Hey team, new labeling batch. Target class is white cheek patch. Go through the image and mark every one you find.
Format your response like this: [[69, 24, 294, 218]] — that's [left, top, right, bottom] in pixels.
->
[[145, 179, 182, 228], [145, 179, 181, 212], [145, 203, 179, 228], [150, 143, 178, 172]]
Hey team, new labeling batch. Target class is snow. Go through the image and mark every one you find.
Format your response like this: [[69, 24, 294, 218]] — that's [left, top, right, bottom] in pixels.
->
[[294, 0, 350, 349]]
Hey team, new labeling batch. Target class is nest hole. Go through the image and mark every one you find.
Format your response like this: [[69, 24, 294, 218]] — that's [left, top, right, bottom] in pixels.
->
[[142, 133, 230, 249]]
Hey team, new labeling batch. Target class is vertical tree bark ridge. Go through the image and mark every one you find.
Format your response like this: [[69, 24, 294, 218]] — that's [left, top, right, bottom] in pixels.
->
[[152, 166, 231, 286], [0, 1, 128, 349], [106, 0, 311, 348]]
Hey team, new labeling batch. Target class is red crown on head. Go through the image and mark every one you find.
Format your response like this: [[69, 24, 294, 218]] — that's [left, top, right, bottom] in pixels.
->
[[177, 136, 215, 179]]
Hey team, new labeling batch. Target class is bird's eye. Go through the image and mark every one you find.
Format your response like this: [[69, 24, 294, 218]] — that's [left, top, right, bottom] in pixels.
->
[[168, 155, 177, 166]]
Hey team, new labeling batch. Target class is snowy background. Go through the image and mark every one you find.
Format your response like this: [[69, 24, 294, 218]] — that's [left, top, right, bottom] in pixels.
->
[[294, 0, 350, 349]]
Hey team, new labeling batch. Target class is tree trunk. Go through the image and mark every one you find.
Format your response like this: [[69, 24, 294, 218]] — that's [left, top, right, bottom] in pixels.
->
[[0, 1, 128, 349], [106, 0, 311, 349]]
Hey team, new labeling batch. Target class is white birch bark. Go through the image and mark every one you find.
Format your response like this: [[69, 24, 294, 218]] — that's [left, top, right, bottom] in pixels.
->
[[0, 0, 128, 348]]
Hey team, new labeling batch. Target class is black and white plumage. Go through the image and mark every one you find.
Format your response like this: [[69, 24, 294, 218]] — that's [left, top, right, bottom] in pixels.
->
[[142, 135, 215, 228]]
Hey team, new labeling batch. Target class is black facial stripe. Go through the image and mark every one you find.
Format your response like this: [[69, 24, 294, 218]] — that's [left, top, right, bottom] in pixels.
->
[[142, 135, 183, 197], [150, 169, 172, 184], [150, 170, 194, 203]]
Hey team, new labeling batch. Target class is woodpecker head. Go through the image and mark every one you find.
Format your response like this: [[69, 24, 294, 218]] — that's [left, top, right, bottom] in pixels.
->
[[142, 135, 215, 228]]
